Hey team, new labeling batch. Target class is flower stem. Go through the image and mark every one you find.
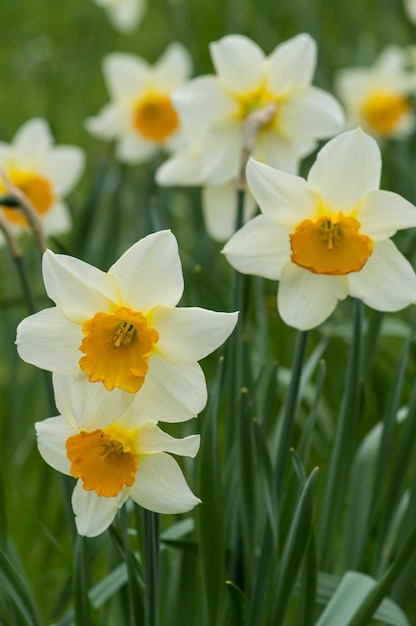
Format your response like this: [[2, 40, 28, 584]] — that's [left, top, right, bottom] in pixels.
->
[[275, 329, 309, 501], [142, 509, 160, 626]]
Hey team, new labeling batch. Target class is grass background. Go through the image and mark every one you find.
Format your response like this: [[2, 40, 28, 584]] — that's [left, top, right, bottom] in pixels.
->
[[2, 0, 416, 624]]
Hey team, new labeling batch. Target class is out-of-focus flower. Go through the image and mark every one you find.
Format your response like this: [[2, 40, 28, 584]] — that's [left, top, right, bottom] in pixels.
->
[[404, 0, 416, 24], [335, 46, 416, 139], [223, 129, 416, 331], [172, 33, 344, 186], [0, 119, 85, 245], [36, 374, 200, 537], [85, 44, 192, 164], [16, 230, 238, 421], [92, 0, 147, 34]]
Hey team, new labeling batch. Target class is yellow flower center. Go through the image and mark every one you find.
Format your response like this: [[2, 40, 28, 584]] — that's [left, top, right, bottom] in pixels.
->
[[361, 90, 411, 136], [0, 169, 54, 225], [290, 213, 374, 275], [237, 86, 277, 125], [133, 92, 179, 142], [66, 427, 138, 497], [79, 306, 159, 393]]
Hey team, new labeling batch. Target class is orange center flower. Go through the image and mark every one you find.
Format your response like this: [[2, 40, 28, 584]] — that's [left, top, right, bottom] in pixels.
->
[[362, 91, 411, 136], [1, 169, 54, 225], [66, 429, 138, 497], [133, 93, 179, 142], [79, 306, 159, 393], [290, 213, 374, 275]]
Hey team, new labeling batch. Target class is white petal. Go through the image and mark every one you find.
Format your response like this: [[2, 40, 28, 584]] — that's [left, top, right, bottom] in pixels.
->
[[278, 262, 349, 330], [357, 190, 416, 239], [210, 35, 264, 95], [16, 308, 82, 374], [307, 128, 381, 211], [52, 372, 77, 423], [69, 373, 134, 429], [138, 422, 200, 457], [202, 183, 256, 242], [150, 306, 238, 364], [130, 452, 200, 514], [154, 43, 192, 90], [222, 214, 291, 280], [42, 250, 120, 323], [253, 131, 301, 174], [35, 415, 74, 474], [267, 33, 317, 95], [246, 158, 321, 226], [173, 76, 237, 121], [103, 53, 149, 101], [348, 240, 416, 311], [106, 0, 146, 33], [116, 135, 156, 163], [278, 86, 345, 141], [108, 230, 183, 311], [85, 104, 127, 139], [40, 146, 85, 196], [201, 119, 241, 185], [42, 201, 72, 237], [156, 149, 203, 186], [132, 357, 207, 423], [13, 119, 53, 166], [72, 481, 127, 537]]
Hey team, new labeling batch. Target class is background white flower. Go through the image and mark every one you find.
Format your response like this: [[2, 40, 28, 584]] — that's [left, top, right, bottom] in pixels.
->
[[173, 33, 344, 186], [92, 0, 147, 34], [335, 46, 416, 139], [0, 118, 85, 245], [223, 129, 416, 330], [36, 374, 200, 537], [86, 44, 192, 164]]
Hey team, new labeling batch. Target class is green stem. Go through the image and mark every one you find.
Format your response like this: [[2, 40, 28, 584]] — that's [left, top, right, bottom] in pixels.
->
[[142, 509, 160, 626], [275, 330, 309, 501], [318, 299, 363, 567], [346, 521, 416, 626], [13, 255, 37, 315]]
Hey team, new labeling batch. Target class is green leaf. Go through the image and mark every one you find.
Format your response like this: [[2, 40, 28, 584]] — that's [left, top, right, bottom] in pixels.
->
[[0, 548, 43, 626]]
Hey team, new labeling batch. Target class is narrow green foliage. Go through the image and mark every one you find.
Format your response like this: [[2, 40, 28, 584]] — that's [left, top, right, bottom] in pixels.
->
[[0, 548, 43, 626]]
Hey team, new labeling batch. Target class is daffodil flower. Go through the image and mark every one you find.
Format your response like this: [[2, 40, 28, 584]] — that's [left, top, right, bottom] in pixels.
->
[[172, 33, 344, 186], [0, 119, 85, 245], [85, 44, 191, 163], [223, 129, 416, 331], [36, 374, 200, 537], [16, 230, 238, 421], [335, 46, 416, 139], [92, 0, 147, 34]]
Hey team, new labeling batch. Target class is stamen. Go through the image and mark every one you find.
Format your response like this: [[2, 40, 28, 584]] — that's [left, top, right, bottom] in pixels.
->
[[110, 322, 137, 348], [320, 219, 342, 250]]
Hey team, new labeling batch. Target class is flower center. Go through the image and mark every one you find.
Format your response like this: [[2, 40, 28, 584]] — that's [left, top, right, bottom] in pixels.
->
[[133, 93, 179, 142], [362, 90, 411, 136], [0, 169, 54, 225], [79, 306, 159, 393], [237, 87, 277, 124], [290, 213, 374, 275], [66, 429, 138, 497]]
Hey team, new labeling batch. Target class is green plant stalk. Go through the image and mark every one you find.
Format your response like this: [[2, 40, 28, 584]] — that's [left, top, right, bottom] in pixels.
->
[[142, 509, 160, 626], [318, 299, 363, 567], [346, 520, 416, 626], [275, 329, 309, 501], [73, 536, 93, 626]]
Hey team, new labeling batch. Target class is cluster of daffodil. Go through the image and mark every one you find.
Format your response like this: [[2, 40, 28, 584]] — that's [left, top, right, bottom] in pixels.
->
[[16, 230, 238, 536], [7, 27, 416, 537]]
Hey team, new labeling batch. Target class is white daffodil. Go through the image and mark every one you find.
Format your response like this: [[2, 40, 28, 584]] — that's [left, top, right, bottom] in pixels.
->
[[16, 230, 238, 421], [92, 0, 147, 34], [335, 46, 416, 139], [404, 0, 416, 24], [85, 44, 192, 164], [36, 374, 200, 537], [172, 33, 344, 187], [0, 118, 85, 245], [223, 129, 416, 331]]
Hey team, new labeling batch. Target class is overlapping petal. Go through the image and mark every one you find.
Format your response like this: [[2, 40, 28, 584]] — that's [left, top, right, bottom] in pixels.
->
[[129, 452, 201, 514], [267, 33, 317, 94], [357, 189, 416, 239], [307, 128, 381, 210], [201, 119, 241, 185], [103, 53, 149, 100], [72, 481, 127, 537], [41, 146, 86, 196], [210, 35, 265, 95], [35, 415, 74, 475], [278, 263, 349, 330], [137, 422, 200, 457], [202, 183, 256, 241], [154, 43, 192, 90]]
